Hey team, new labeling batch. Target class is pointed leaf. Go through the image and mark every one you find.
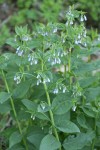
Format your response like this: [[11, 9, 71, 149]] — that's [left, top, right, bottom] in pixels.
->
[[22, 99, 37, 111], [9, 131, 22, 148], [13, 81, 30, 99], [52, 94, 72, 114], [27, 128, 45, 149], [0, 92, 11, 104], [77, 113, 88, 129], [40, 134, 61, 150], [63, 131, 95, 150], [55, 118, 80, 133]]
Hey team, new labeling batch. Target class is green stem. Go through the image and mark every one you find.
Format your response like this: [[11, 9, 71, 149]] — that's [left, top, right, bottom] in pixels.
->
[[19, 66, 25, 81], [43, 83, 61, 150], [68, 48, 72, 87], [41, 61, 61, 150], [2, 70, 28, 150]]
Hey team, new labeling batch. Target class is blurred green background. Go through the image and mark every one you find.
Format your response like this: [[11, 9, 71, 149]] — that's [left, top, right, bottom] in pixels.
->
[[0, 0, 100, 53]]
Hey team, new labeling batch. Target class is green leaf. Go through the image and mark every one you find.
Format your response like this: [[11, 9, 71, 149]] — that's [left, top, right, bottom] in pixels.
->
[[0, 102, 11, 113], [55, 118, 80, 133], [52, 94, 72, 114], [79, 76, 98, 88], [6, 38, 17, 48], [22, 99, 37, 111], [81, 106, 96, 118], [9, 131, 22, 148], [36, 112, 50, 121], [77, 113, 88, 129], [0, 92, 11, 104], [85, 87, 100, 102], [0, 55, 8, 69], [27, 128, 45, 149], [63, 131, 95, 150], [15, 26, 28, 36], [13, 81, 30, 99], [40, 134, 61, 150]]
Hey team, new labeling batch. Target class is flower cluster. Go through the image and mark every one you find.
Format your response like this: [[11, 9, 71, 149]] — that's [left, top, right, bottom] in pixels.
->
[[14, 74, 21, 84], [80, 15, 87, 22], [40, 101, 46, 110], [16, 46, 24, 56], [36, 73, 50, 85], [66, 7, 87, 26], [28, 54, 38, 65], [53, 84, 67, 94], [48, 57, 61, 66], [48, 48, 68, 66], [21, 35, 31, 41], [31, 115, 35, 120], [75, 27, 87, 46], [37, 23, 58, 37], [66, 7, 74, 25], [72, 85, 82, 97]]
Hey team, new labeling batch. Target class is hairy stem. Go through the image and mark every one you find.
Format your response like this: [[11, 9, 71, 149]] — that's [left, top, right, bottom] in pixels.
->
[[2, 70, 28, 150]]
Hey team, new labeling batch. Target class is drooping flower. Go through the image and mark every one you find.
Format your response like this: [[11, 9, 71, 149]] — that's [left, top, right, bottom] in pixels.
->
[[14, 75, 21, 84], [16, 46, 24, 56]]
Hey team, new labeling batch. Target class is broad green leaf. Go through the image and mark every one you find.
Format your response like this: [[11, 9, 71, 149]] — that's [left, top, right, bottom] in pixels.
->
[[74, 59, 100, 75], [77, 113, 88, 129], [0, 55, 8, 69], [79, 76, 98, 88], [32, 85, 45, 99], [0, 53, 17, 69], [63, 131, 95, 150], [40, 134, 61, 150], [21, 99, 37, 111], [0, 101, 11, 113], [13, 81, 30, 98], [6, 38, 17, 48], [36, 112, 50, 121], [17, 110, 31, 120], [52, 94, 72, 114], [54, 112, 70, 123], [85, 87, 100, 102], [9, 131, 22, 148], [0, 92, 11, 104], [55, 118, 80, 133], [81, 106, 96, 118], [27, 127, 45, 149]]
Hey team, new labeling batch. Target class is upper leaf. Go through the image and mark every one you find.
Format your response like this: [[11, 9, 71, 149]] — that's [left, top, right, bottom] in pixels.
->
[[52, 93, 72, 114]]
